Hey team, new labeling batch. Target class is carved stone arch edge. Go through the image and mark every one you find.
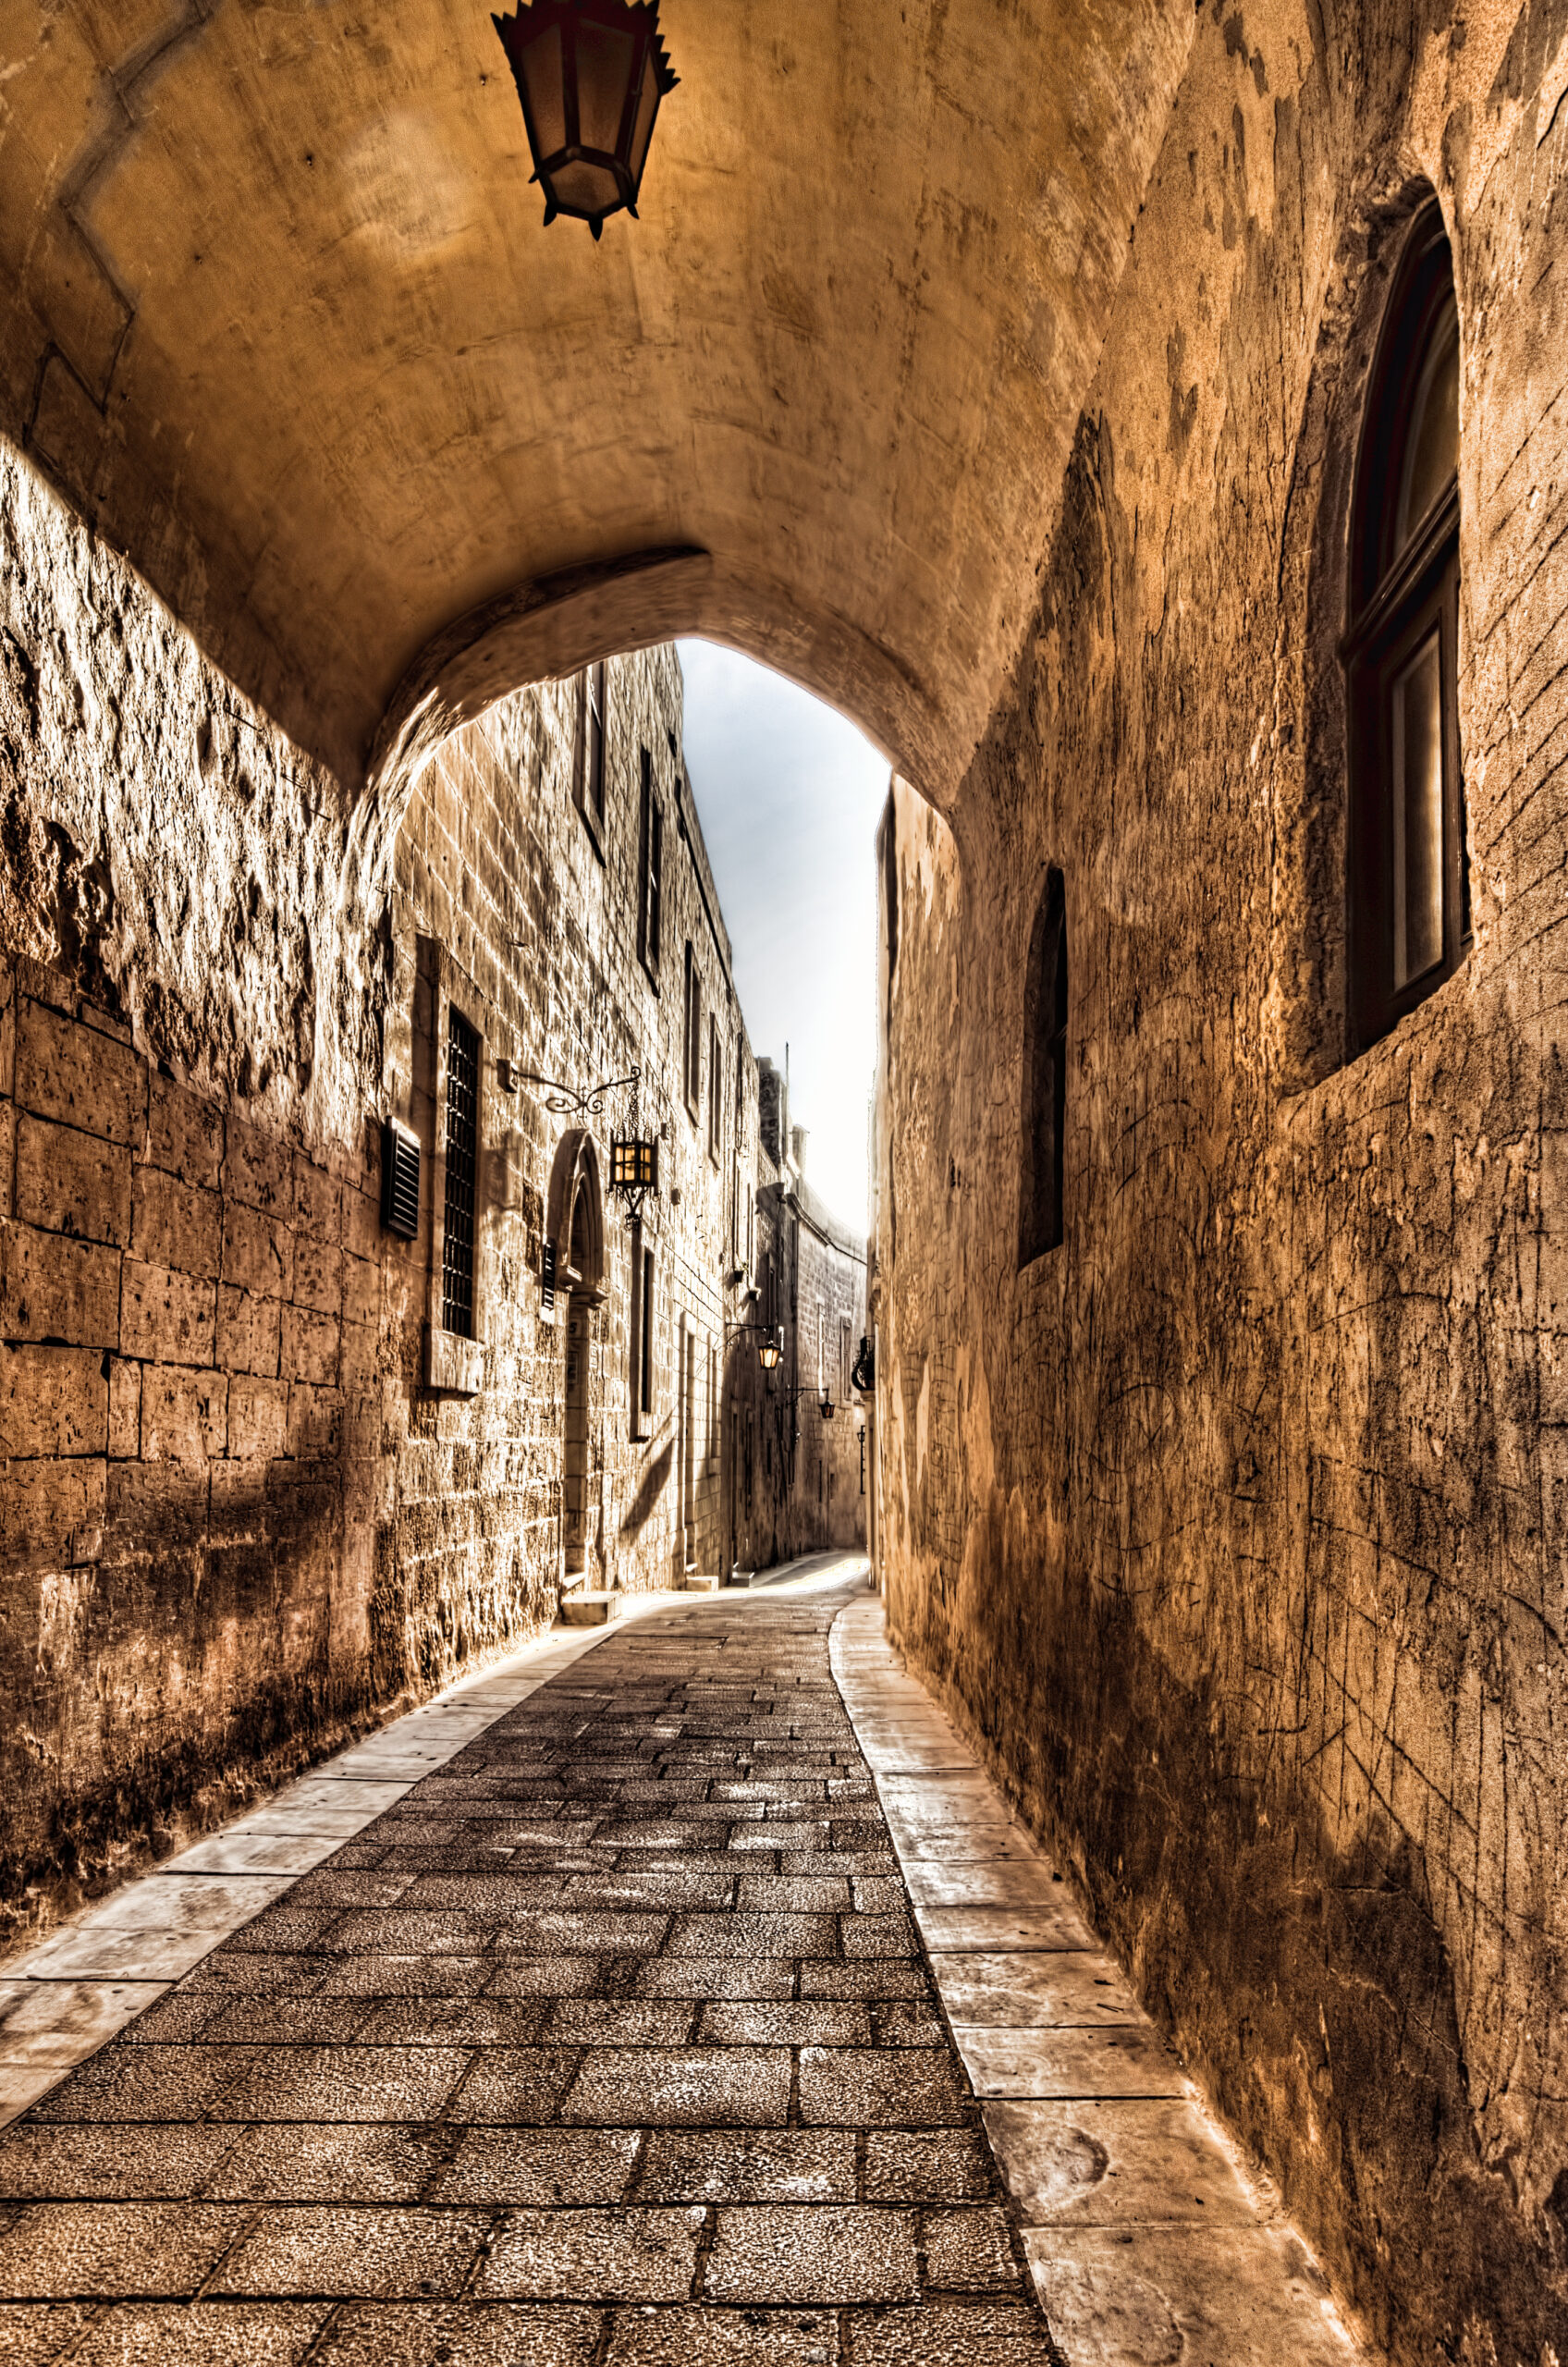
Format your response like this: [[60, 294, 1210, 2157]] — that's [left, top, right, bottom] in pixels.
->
[[548, 1127, 607, 1306], [349, 546, 950, 904]]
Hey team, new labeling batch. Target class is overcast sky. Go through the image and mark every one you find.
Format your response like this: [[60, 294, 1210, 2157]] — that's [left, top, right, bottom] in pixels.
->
[[677, 641, 889, 1233]]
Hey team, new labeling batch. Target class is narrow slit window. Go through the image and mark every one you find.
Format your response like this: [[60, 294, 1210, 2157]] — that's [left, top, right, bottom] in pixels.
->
[[631, 1231, 655, 1428], [641, 1245, 655, 1417], [442, 1006, 481, 1337], [637, 749, 663, 982], [708, 1016, 723, 1163], [1019, 868, 1068, 1266], [581, 660, 606, 840], [1344, 198, 1467, 1049], [683, 941, 701, 1118]]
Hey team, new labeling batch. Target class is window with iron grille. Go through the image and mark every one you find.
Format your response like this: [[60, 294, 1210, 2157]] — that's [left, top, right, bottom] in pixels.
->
[[441, 1006, 480, 1337], [682, 940, 701, 1118]]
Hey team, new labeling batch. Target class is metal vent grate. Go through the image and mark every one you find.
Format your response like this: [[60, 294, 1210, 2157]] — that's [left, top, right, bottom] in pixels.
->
[[382, 1118, 421, 1240], [442, 1007, 480, 1338]]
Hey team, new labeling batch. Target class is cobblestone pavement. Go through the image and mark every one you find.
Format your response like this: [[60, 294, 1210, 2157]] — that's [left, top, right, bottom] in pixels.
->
[[0, 1576, 1060, 2363]]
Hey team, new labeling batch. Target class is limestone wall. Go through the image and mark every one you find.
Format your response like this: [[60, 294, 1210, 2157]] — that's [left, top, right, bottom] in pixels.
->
[[0, 434, 766, 1948], [874, 2, 1568, 2360]]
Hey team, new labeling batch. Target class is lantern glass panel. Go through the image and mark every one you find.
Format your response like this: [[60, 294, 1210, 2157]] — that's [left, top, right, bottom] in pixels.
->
[[552, 158, 622, 216], [520, 23, 568, 155], [576, 19, 637, 152], [629, 56, 660, 184]]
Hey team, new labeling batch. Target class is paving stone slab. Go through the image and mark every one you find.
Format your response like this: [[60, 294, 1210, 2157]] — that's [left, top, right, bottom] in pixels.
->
[[55, 2300, 331, 2364], [602, 2304, 839, 2365], [1023, 2224, 1360, 2363], [0, 1577, 1065, 2356], [832, 1598, 1367, 2366], [637, 2128, 859, 2204], [472, 2206, 706, 2300], [312, 2302, 605, 2364]]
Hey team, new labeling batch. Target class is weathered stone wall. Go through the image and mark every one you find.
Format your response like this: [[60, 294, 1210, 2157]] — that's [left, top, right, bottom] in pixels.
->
[[384, 654, 745, 1637], [0, 431, 814, 1947], [0, 953, 386, 1950], [874, 3, 1568, 2361], [792, 1180, 870, 1554]]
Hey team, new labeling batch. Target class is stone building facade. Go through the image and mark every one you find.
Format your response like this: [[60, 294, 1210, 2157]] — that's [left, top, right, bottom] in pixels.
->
[[0, 546, 864, 1949], [731, 1063, 870, 1573], [870, 6, 1568, 2362]]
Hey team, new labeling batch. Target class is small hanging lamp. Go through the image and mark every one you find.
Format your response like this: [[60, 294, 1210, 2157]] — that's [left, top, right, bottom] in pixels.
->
[[493, 0, 678, 241]]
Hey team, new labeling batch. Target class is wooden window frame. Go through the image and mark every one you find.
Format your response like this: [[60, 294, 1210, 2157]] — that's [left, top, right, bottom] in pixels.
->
[[1343, 201, 1468, 1054]]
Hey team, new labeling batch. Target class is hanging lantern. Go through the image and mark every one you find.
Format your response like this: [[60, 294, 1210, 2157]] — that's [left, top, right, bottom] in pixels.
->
[[757, 1331, 783, 1372], [493, 0, 678, 241], [819, 1393, 836, 1422]]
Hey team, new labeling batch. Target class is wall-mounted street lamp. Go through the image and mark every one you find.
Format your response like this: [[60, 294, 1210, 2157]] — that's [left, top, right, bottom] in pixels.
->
[[493, 0, 678, 241], [818, 1393, 836, 1422], [512, 1061, 658, 1225], [725, 1319, 784, 1372]]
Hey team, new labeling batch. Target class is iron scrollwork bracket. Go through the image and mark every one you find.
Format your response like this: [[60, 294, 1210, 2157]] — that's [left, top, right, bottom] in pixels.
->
[[513, 1068, 642, 1120]]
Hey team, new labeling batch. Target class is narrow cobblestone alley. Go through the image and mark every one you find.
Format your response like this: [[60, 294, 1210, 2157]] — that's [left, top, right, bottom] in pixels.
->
[[0, 1571, 1061, 2364]]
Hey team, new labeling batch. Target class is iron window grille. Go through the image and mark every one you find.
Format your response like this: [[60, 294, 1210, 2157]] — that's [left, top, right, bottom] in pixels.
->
[[442, 1006, 481, 1338]]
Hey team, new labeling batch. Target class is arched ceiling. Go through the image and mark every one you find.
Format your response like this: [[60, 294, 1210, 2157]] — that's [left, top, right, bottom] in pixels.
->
[[0, 0, 1191, 804]]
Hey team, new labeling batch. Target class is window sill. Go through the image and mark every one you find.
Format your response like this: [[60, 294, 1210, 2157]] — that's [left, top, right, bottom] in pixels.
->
[[427, 1327, 484, 1395]]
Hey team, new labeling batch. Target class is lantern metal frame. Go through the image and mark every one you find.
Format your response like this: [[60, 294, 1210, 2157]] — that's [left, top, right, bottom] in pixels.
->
[[493, 0, 678, 241], [724, 1318, 784, 1372]]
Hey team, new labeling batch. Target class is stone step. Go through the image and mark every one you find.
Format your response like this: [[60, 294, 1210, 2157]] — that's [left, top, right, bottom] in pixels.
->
[[681, 1573, 724, 1593], [557, 1590, 622, 1627]]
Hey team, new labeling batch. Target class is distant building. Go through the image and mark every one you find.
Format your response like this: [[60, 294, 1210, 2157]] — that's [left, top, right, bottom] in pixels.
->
[[392, 646, 865, 1614], [731, 1058, 868, 1574]]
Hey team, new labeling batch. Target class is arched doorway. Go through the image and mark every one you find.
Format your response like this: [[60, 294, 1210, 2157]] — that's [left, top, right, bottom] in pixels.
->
[[547, 1131, 606, 1583]]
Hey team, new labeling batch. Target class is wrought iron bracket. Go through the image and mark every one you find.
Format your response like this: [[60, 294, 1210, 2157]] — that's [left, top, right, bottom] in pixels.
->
[[513, 1067, 642, 1120]]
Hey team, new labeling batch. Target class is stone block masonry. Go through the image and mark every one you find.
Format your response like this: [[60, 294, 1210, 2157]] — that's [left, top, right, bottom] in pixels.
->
[[871, 3, 1568, 2361], [0, 958, 386, 1951], [0, 514, 865, 1957]]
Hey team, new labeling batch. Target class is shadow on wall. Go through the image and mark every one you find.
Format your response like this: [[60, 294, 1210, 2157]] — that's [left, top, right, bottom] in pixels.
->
[[620, 1440, 674, 1541]]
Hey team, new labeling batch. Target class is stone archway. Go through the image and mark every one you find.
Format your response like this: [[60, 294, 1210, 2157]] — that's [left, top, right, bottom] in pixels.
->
[[1, 1, 1193, 805]]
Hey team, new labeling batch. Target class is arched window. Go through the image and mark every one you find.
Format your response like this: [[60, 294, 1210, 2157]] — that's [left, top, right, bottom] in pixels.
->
[[1345, 200, 1467, 1050], [1019, 867, 1068, 1266]]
